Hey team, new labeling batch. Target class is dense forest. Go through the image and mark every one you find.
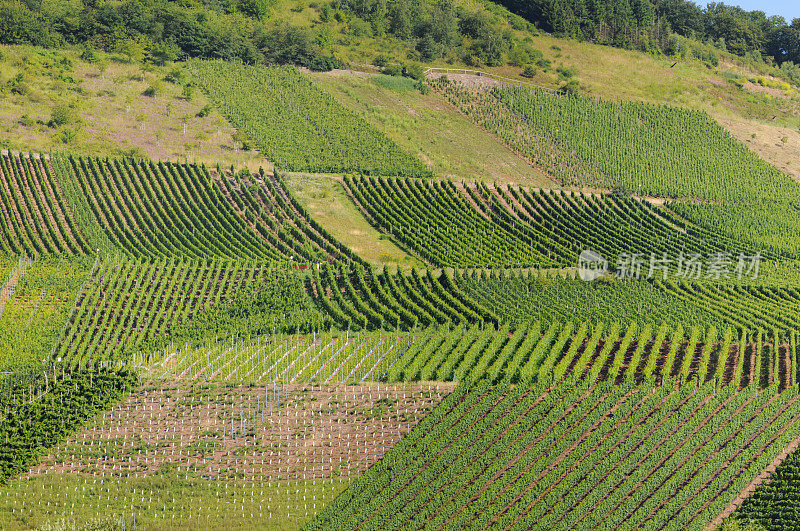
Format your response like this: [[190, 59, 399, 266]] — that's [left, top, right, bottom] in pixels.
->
[[1, 0, 799, 72], [0, 0, 528, 69], [496, 0, 800, 65]]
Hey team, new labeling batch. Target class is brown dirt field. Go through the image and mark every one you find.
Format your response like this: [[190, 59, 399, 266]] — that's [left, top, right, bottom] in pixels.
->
[[29, 381, 455, 482]]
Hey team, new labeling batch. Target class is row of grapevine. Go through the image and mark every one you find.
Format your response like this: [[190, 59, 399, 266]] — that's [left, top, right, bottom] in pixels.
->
[[52, 258, 274, 364], [346, 175, 764, 269], [0, 257, 89, 371], [733, 439, 800, 529], [433, 78, 800, 202], [345, 175, 555, 268], [457, 269, 800, 335], [383, 320, 790, 389], [473, 182, 773, 261], [309, 379, 800, 529], [186, 61, 430, 176], [0, 152, 88, 256], [308, 263, 498, 331], [217, 169, 365, 265], [657, 279, 800, 332], [136, 319, 794, 389], [61, 155, 279, 260]]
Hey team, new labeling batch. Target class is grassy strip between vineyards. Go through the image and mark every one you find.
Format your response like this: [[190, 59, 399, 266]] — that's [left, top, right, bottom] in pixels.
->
[[309, 379, 800, 530], [187, 61, 430, 177], [433, 78, 800, 203], [0, 367, 137, 484], [138, 320, 795, 391], [0, 475, 351, 530]]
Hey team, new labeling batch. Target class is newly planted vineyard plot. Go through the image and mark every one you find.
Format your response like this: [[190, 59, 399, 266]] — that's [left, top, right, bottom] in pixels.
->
[[187, 61, 430, 176], [0, 152, 88, 256], [311, 380, 800, 530], [346, 176, 759, 268], [139, 332, 415, 384], [309, 263, 497, 330], [29, 382, 453, 482], [52, 259, 284, 364], [434, 79, 800, 202]]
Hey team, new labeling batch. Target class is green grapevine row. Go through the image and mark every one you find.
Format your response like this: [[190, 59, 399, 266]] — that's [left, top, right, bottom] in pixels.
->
[[187, 61, 430, 176], [346, 175, 764, 268], [52, 258, 274, 365], [382, 320, 789, 389], [308, 263, 498, 331], [0, 367, 137, 484], [62, 155, 279, 260], [0, 152, 88, 256], [734, 438, 800, 529], [433, 78, 800, 202], [309, 379, 800, 529]]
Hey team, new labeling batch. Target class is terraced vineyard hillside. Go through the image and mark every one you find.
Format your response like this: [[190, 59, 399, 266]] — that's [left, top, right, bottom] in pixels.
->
[[311, 381, 800, 530], [4, 33, 800, 529], [345, 176, 773, 268]]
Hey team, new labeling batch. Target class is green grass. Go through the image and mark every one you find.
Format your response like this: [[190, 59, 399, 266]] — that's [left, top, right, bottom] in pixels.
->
[[0, 474, 351, 530], [311, 72, 554, 186], [283, 173, 423, 269], [0, 257, 89, 371]]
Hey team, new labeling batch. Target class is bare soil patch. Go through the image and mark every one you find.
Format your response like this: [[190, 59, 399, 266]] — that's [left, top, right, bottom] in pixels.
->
[[29, 381, 455, 482]]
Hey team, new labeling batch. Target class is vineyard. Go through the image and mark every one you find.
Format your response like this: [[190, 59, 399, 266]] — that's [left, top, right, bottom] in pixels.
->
[[134, 319, 793, 391], [456, 269, 800, 334], [3, 40, 800, 530], [0, 152, 88, 256], [345, 175, 768, 268], [0, 257, 88, 371], [57, 155, 350, 262], [48, 258, 333, 365], [670, 200, 800, 259], [733, 434, 800, 529], [187, 61, 431, 177], [432, 78, 800, 202], [310, 380, 800, 530], [308, 263, 497, 331]]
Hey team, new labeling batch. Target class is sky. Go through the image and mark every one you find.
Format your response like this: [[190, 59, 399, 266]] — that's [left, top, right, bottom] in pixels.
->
[[727, 0, 800, 21]]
